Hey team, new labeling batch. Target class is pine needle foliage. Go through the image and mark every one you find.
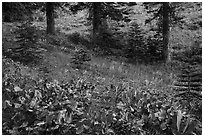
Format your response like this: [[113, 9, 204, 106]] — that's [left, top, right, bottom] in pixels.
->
[[124, 22, 146, 62], [71, 48, 91, 69], [173, 43, 202, 119], [146, 34, 163, 62], [5, 21, 43, 65]]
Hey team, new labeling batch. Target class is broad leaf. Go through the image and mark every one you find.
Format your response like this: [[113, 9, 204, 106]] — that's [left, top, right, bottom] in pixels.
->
[[177, 110, 183, 132]]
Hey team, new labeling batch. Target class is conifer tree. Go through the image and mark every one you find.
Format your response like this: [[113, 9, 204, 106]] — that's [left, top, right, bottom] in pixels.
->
[[46, 2, 55, 34]]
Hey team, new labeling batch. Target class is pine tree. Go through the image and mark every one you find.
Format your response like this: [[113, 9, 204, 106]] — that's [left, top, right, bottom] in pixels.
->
[[46, 2, 55, 34], [124, 22, 145, 61], [144, 2, 171, 63], [2, 2, 39, 22], [70, 2, 124, 46], [173, 42, 202, 119], [144, 2, 202, 63], [6, 21, 43, 65]]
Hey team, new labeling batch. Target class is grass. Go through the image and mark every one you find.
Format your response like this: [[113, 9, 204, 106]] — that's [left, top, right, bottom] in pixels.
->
[[38, 45, 177, 97], [2, 7, 202, 135], [2, 19, 178, 98]]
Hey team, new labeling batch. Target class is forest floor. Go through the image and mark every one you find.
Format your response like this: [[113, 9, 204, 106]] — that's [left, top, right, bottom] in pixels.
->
[[2, 21, 178, 95], [2, 20, 179, 94], [2, 5, 202, 135], [3, 20, 201, 136]]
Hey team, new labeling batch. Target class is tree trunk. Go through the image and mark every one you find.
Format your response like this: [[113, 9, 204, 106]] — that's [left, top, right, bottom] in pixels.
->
[[46, 2, 55, 34], [162, 2, 170, 62], [92, 2, 101, 46]]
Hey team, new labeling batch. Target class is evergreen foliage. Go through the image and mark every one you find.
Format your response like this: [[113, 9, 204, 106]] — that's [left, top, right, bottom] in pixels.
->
[[71, 48, 91, 69], [173, 42, 202, 120], [70, 2, 124, 21], [146, 33, 163, 62], [3, 21, 44, 65], [69, 2, 125, 50], [94, 22, 118, 55], [2, 2, 202, 135], [143, 2, 171, 62], [68, 32, 81, 45], [124, 22, 146, 61], [2, 2, 40, 22]]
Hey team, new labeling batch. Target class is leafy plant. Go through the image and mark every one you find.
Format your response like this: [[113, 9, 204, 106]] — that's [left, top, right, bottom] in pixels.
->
[[2, 56, 201, 135]]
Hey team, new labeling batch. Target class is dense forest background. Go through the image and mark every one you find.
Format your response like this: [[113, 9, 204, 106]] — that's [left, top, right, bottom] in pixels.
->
[[2, 2, 202, 135]]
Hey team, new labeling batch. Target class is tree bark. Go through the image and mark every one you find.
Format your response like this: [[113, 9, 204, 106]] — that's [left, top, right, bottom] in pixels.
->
[[46, 2, 55, 34], [162, 2, 170, 62], [92, 2, 101, 46]]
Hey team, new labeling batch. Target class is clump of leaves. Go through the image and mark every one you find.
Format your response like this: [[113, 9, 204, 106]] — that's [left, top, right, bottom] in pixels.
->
[[112, 85, 201, 135], [71, 48, 91, 69]]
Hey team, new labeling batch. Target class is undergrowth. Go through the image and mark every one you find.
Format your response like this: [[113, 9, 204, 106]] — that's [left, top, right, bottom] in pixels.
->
[[2, 21, 202, 135], [2, 57, 201, 135]]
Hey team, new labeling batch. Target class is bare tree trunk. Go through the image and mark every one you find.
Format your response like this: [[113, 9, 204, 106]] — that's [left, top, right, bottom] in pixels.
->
[[162, 2, 170, 63], [92, 2, 101, 46], [46, 2, 55, 34]]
